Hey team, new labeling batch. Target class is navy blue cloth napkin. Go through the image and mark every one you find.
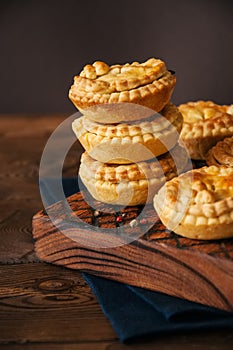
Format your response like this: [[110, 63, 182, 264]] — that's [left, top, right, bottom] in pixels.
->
[[83, 273, 233, 343], [40, 177, 233, 343]]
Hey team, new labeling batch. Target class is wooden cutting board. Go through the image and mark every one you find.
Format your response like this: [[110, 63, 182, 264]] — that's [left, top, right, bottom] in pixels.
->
[[32, 190, 233, 312]]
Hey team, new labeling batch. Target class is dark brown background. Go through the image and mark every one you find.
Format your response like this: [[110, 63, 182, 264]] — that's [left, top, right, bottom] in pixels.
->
[[1, 2, 233, 347], [1, 0, 233, 114]]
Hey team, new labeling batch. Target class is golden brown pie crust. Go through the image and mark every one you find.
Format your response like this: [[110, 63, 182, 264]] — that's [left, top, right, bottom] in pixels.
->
[[179, 101, 233, 160], [72, 103, 183, 164], [69, 58, 176, 123], [205, 136, 233, 167], [153, 166, 233, 240], [79, 144, 189, 206]]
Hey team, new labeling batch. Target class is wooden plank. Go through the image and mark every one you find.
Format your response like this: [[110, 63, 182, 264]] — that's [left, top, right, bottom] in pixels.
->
[[0, 330, 233, 350], [0, 136, 83, 179], [0, 115, 68, 137], [0, 263, 116, 343], [108, 332, 233, 350], [0, 343, 112, 350], [0, 115, 83, 179], [33, 191, 233, 312], [0, 116, 83, 263], [0, 199, 42, 263]]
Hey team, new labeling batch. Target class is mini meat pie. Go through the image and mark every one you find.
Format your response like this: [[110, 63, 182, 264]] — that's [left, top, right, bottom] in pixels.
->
[[179, 101, 233, 160], [72, 102, 183, 164], [205, 136, 233, 167], [153, 166, 233, 240], [79, 144, 189, 206], [69, 58, 176, 123]]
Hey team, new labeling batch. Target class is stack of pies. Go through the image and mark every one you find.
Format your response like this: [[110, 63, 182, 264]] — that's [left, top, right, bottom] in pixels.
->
[[69, 60, 233, 239], [69, 58, 189, 205]]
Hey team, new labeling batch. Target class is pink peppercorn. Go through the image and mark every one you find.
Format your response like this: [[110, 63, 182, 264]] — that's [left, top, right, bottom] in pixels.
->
[[116, 216, 123, 223]]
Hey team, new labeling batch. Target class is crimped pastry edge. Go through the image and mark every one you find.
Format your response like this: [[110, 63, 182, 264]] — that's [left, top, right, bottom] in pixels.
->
[[79, 145, 189, 206], [69, 71, 176, 122], [80, 143, 189, 183], [179, 100, 233, 160], [75, 116, 182, 164], [72, 104, 183, 164], [153, 166, 233, 240]]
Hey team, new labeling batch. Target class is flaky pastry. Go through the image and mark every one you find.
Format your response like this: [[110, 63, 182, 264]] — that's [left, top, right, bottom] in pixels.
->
[[154, 166, 233, 240], [205, 136, 233, 167], [79, 144, 189, 205], [69, 58, 176, 123], [179, 100, 233, 160], [72, 103, 183, 164]]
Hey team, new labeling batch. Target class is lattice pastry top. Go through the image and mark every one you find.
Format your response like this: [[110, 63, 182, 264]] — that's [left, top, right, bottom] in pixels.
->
[[154, 165, 233, 240], [179, 101, 233, 124], [78, 58, 166, 92], [79, 144, 189, 205], [80, 143, 188, 183], [69, 58, 176, 122], [178, 100, 233, 159]]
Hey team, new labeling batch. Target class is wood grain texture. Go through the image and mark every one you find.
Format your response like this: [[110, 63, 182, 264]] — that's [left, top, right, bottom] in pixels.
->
[[0, 344, 113, 350], [0, 331, 233, 350], [1, 115, 233, 349], [33, 191, 233, 312], [0, 263, 116, 343], [0, 115, 83, 263]]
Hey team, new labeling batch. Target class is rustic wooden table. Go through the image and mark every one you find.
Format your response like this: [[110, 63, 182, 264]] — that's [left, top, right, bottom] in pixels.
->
[[0, 115, 232, 349]]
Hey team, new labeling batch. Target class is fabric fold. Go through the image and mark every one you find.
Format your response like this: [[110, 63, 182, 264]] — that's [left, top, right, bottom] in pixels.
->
[[83, 273, 233, 343]]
